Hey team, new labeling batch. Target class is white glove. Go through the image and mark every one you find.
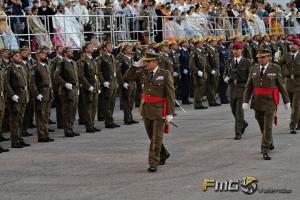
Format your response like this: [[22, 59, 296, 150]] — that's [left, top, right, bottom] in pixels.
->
[[133, 59, 145, 67], [123, 83, 129, 89], [284, 103, 291, 110], [173, 72, 178, 77], [12, 95, 19, 102], [36, 94, 43, 101], [165, 115, 174, 123], [88, 86, 94, 92], [98, 90, 101, 94], [242, 103, 249, 110], [103, 82, 110, 88], [197, 71, 203, 77], [274, 51, 281, 60], [211, 70, 216, 75], [224, 76, 230, 83], [183, 69, 188, 74], [65, 83, 73, 90]]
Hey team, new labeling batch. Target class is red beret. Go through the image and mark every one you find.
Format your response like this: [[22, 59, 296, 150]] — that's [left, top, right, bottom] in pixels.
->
[[291, 39, 300, 46], [231, 42, 243, 49]]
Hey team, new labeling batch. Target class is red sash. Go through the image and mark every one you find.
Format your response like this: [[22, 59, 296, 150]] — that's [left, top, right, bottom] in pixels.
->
[[143, 95, 169, 134], [253, 87, 279, 125]]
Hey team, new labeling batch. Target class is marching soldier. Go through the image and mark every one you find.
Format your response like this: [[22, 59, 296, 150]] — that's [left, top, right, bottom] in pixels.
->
[[20, 46, 34, 137], [30, 50, 54, 143], [189, 38, 208, 109], [123, 52, 175, 173], [117, 43, 139, 125], [243, 49, 290, 160], [50, 45, 64, 129], [169, 41, 181, 100], [206, 36, 221, 106], [158, 41, 173, 74], [78, 43, 102, 132], [4, 51, 30, 148], [99, 41, 120, 129], [0, 58, 9, 153], [224, 42, 250, 140], [277, 39, 300, 134], [54, 47, 80, 137]]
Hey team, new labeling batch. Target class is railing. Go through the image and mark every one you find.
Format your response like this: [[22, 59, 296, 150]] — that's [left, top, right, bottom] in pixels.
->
[[0, 14, 299, 51]]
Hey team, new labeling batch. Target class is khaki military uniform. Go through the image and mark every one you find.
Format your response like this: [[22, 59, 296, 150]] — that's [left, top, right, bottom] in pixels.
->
[[133, 50, 143, 107], [117, 53, 136, 123], [78, 55, 100, 130], [95, 56, 105, 121], [4, 63, 29, 145], [100, 53, 118, 126], [54, 58, 79, 136], [224, 57, 250, 136], [169, 49, 181, 98], [50, 56, 64, 128], [124, 66, 175, 167], [30, 62, 52, 140], [278, 52, 300, 130], [243, 63, 290, 153], [251, 41, 260, 64], [1, 59, 10, 133], [158, 52, 173, 74], [189, 48, 207, 108], [206, 45, 220, 105]]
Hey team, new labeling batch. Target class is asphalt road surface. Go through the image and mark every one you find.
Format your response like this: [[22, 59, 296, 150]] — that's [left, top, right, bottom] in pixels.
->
[[0, 99, 299, 200]]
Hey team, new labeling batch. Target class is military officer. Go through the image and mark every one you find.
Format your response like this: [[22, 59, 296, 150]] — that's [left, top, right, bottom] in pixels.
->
[[224, 42, 250, 140], [50, 45, 64, 129], [20, 46, 34, 137], [0, 58, 9, 153], [4, 51, 30, 148], [117, 43, 139, 125], [242, 35, 253, 62], [218, 35, 230, 104], [133, 42, 143, 108], [189, 38, 208, 109], [251, 34, 261, 64], [243, 49, 290, 160], [277, 39, 300, 134], [206, 36, 221, 106], [30, 50, 54, 143], [54, 47, 80, 137], [99, 41, 120, 129], [123, 52, 175, 173], [78, 43, 101, 132], [158, 41, 173, 74]]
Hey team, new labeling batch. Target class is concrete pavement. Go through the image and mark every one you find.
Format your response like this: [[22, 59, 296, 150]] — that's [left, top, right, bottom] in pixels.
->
[[0, 100, 299, 200]]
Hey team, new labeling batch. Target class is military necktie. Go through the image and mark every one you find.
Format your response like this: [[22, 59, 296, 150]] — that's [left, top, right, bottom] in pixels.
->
[[235, 59, 238, 68], [260, 66, 265, 77], [293, 54, 295, 60], [150, 71, 154, 79]]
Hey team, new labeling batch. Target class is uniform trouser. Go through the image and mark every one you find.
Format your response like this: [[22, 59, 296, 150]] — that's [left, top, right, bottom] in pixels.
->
[[97, 92, 104, 120], [35, 100, 51, 140], [180, 74, 190, 102], [22, 98, 34, 132], [122, 85, 136, 122], [143, 118, 169, 167], [103, 87, 117, 125], [78, 89, 85, 125], [206, 75, 219, 104], [135, 80, 142, 106], [54, 92, 64, 129], [193, 76, 206, 108], [1, 105, 9, 132], [8, 103, 26, 144], [80, 91, 98, 129], [254, 110, 275, 153], [0, 108, 4, 137], [174, 77, 181, 100], [219, 79, 229, 103], [230, 98, 246, 135], [288, 91, 300, 129], [61, 93, 78, 135]]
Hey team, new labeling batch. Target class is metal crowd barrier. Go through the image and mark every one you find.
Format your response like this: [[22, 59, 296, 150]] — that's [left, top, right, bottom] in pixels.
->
[[0, 14, 299, 51]]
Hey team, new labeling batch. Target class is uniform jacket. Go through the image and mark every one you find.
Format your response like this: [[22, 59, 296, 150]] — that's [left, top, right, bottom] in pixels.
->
[[189, 48, 207, 79]]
